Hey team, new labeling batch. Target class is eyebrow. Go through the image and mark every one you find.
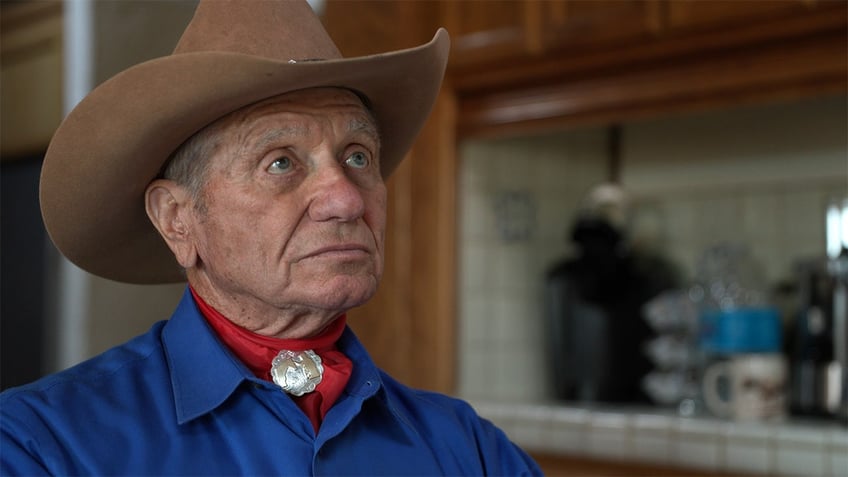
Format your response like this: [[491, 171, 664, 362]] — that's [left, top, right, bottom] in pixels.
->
[[349, 117, 380, 145], [253, 126, 305, 152], [235, 105, 382, 162]]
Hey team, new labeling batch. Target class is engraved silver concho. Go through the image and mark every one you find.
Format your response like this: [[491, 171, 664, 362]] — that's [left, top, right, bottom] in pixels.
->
[[270, 349, 324, 396]]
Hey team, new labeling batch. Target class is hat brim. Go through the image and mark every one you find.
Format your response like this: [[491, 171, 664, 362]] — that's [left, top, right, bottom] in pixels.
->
[[40, 29, 449, 284]]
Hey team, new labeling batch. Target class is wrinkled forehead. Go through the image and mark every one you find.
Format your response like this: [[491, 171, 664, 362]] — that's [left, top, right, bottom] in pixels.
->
[[224, 87, 377, 136], [190, 87, 378, 165], [184, 87, 379, 179]]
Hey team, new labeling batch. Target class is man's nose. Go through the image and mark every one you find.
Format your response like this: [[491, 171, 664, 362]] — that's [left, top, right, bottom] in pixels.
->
[[307, 163, 366, 223]]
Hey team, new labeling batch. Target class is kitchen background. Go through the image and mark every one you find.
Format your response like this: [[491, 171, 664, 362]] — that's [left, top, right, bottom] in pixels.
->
[[456, 95, 847, 476], [457, 95, 846, 403]]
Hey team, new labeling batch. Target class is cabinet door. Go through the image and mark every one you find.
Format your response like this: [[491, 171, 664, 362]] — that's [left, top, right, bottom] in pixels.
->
[[541, 0, 663, 53], [448, 0, 664, 67], [666, 0, 818, 32], [444, 0, 531, 65]]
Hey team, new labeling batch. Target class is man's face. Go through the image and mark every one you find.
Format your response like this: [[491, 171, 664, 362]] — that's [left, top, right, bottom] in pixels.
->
[[180, 88, 386, 324]]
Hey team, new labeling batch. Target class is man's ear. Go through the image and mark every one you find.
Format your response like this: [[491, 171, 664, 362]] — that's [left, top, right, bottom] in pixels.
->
[[145, 179, 198, 269]]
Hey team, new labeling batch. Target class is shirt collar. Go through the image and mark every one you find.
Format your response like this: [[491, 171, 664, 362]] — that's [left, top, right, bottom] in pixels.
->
[[162, 287, 388, 425], [337, 326, 383, 399], [162, 287, 249, 425]]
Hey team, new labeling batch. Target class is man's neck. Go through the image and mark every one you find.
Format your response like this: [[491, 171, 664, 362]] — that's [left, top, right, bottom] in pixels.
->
[[186, 275, 340, 339]]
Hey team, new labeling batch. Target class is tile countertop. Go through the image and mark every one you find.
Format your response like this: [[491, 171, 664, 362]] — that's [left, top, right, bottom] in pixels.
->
[[471, 401, 848, 477]]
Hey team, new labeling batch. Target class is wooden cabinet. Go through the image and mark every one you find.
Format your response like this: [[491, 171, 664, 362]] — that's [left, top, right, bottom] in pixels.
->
[[0, 1, 63, 158], [665, 0, 815, 31], [447, 0, 847, 137], [442, 1, 838, 68], [446, 0, 665, 66], [443, 1, 839, 62]]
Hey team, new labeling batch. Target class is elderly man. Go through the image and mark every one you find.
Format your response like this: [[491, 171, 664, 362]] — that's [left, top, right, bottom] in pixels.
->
[[0, 1, 541, 475]]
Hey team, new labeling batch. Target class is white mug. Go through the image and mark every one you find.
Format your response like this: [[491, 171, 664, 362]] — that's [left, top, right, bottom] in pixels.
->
[[702, 353, 788, 420]]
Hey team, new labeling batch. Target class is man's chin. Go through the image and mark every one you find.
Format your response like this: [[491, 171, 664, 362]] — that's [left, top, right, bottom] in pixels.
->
[[308, 274, 379, 312]]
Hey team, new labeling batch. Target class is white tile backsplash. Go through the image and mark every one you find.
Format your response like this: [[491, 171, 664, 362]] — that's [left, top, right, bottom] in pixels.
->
[[631, 413, 674, 465], [458, 129, 609, 403], [457, 349, 495, 399], [587, 411, 632, 460], [741, 193, 781, 242], [548, 406, 591, 454], [457, 97, 847, 404], [474, 402, 847, 477], [458, 297, 492, 345], [460, 190, 496, 242], [826, 428, 848, 477], [674, 418, 724, 472], [723, 422, 775, 475], [776, 425, 828, 477]]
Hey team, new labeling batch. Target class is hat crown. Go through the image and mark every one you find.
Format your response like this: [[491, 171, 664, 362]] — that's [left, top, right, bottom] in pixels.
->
[[174, 0, 342, 61]]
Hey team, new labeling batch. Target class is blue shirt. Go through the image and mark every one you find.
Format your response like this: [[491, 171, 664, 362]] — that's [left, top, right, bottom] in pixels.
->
[[1, 288, 541, 476]]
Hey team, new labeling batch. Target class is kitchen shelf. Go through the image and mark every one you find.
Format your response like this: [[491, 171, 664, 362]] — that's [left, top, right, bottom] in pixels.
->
[[472, 400, 848, 476]]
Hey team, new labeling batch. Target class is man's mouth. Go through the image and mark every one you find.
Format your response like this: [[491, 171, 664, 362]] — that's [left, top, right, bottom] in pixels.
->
[[303, 244, 370, 260]]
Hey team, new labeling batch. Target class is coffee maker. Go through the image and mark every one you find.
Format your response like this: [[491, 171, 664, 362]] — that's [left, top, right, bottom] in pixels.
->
[[790, 198, 848, 423]]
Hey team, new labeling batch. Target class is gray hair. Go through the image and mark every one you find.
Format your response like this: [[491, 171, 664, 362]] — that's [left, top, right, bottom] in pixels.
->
[[160, 120, 226, 211]]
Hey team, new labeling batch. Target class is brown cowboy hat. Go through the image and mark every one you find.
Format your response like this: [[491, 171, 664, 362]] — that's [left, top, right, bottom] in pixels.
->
[[40, 0, 450, 284]]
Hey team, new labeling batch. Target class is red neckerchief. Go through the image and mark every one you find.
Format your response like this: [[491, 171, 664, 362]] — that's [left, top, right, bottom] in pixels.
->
[[190, 287, 352, 433]]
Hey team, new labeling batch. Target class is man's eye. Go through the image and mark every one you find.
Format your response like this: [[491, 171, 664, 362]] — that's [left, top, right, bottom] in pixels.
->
[[267, 156, 293, 174], [345, 151, 369, 169]]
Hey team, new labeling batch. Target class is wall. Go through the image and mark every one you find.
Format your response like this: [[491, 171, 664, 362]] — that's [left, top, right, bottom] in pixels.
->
[[457, 95, 847, 402]]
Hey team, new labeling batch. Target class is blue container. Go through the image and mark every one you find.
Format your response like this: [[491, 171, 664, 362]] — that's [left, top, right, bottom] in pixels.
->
[[699, 307, 782, 354]]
